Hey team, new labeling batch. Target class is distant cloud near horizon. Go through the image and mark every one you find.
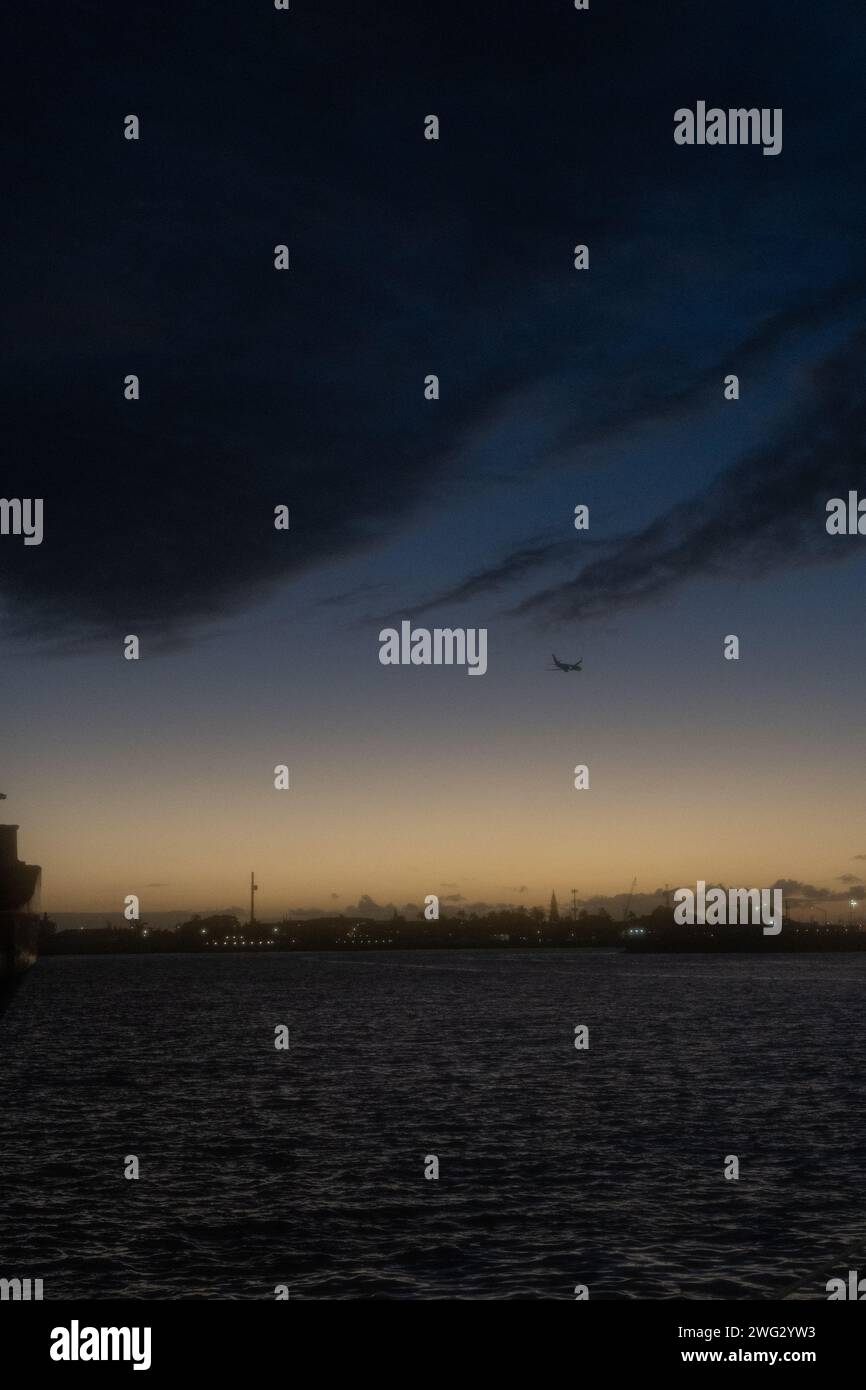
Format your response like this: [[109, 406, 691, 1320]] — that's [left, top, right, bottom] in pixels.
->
[[773, 878, 866, 904], [46, 876, 866, 924]]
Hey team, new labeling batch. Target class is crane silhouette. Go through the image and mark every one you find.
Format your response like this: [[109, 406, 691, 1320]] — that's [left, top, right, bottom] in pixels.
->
[[550, 654, 582, 672]]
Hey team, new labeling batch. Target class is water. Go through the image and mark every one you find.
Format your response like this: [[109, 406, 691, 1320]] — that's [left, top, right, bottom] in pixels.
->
[[1, 950, 864, 1300]]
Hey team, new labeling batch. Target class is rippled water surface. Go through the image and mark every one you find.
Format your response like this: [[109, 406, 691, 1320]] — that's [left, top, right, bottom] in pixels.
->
[[1, 950, 865, 1299]]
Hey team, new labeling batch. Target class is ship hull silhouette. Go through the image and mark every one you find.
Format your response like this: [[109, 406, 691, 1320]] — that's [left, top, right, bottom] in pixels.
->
[[0, 825, 41, 1014]]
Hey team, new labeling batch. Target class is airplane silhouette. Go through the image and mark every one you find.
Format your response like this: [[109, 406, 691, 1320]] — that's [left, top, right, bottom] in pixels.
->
[[550, 654, 582, 672]]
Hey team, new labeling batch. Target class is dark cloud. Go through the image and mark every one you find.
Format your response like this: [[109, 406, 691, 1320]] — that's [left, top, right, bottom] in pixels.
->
[[508, 331, 866, 626], [549, 275, 866, 458], [390, 286, 866, 624], [5, 1, 864, 649]]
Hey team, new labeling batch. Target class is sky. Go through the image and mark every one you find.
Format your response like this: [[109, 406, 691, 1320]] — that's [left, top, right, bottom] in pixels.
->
[[3, 0, 866, 918]]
